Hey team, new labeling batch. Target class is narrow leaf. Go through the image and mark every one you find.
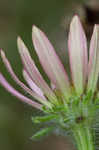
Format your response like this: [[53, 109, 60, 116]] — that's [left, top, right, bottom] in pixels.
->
[[31, 127, 54, 140]]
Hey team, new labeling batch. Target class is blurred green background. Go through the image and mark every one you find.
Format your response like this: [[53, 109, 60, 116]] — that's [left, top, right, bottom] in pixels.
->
[[0, 0, 89, 150]]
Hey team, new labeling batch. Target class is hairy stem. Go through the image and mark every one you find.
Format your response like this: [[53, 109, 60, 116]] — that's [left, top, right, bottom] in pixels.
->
[[72, 125, 94, 150]]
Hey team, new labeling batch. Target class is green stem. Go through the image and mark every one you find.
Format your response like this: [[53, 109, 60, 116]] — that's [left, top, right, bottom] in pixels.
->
[[72, 125, 94, 150]]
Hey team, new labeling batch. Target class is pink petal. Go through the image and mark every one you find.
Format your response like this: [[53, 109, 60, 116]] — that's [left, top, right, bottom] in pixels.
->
[[87, 25, 99, 92], [68, 15, 88, 95], [0, 73, 42, 110], [50, 82, 56, 90], [17, 37, 57, 103], [0, 50, 51, 107], [32, 25, 71, 99], [23, 69, 45, 99]]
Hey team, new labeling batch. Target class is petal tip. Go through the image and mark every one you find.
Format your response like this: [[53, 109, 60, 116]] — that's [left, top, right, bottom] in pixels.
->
[[17, 36, 22, 44], [70, 15, 81, 28], [0, 49, 5, 58], [17, 36, 25, 51], [94, 24, 99, 32], [32, 25, 39, 34]]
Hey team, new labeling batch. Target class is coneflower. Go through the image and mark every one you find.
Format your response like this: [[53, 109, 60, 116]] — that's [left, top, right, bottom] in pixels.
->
[[0, 15, 99, 150]]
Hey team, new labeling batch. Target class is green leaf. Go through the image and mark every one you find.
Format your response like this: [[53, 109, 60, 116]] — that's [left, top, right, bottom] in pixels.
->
[[31, 127, 54, 140], [53, 105, 66, 112], [83, 90, 93, 104], [32, 114, 58, 124]]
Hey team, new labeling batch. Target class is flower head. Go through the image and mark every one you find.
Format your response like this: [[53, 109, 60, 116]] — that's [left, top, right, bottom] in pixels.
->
[[1, 15, 99, 148], [0, 15, 99, 114]]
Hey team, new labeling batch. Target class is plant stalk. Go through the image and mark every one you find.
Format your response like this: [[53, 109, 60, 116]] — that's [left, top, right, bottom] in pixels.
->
[[72, 125, 94, 150]]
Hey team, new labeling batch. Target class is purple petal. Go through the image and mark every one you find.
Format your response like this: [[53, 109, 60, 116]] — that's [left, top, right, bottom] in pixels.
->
[[87, 25, 99, 92], [32, 25, 71, 99], [23, 69, 45, 99], [68, 15, 88, 94], [0, 50, 51, 107], [17, 37, 57, 102], [0, 73, 42, 110]]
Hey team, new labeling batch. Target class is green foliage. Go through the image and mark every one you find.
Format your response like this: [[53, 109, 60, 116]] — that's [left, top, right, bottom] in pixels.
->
[[31, 90, 99, 140], [93, 109, 99, 150], [32, 114, 58, 124], [31, 127, 54, 140]]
